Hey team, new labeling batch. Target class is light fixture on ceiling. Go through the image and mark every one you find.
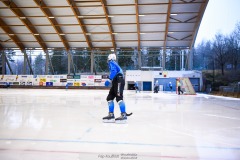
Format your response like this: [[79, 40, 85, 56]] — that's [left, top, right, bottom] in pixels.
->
[[49, 17, 55, 19], [95, 15, 106, 18], [108, 15, 114, 18], [59, 34, 65, 35], [140, 33, 146, 34], [168, 32, 174, 34], [112, 33, 118, 35], [34, 34, 40, 35], [9, 34, 15, 36], [170, 14, 178, 16], [86, 33, 91, 35], [138, 15, 145, 17], [19, 17, 26, 19], [78, 16, 84, 18]]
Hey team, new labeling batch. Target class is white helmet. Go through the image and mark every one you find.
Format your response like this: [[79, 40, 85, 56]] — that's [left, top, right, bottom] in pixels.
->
[[108, 53, 116, 61]]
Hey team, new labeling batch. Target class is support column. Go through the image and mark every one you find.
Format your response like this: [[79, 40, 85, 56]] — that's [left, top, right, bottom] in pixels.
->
[[46, 50, 55, 75], [162, 48, 166, 70], [138, 50, 141, 69], [181, 50, 184, 70], [1, 50, 6, 74], [90, 50, 94, 74], [23, 50, 27, 74], [45, 50, 49, 75], [187, 49, 193, 70], [23, 50, 33, 74], [67, 50, 71, 75]]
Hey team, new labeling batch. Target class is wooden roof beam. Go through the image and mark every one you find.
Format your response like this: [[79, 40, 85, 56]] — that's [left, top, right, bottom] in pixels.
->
[[0, 18, 25, 51], [164, 0, 172, 49], [135, 0, 140, 51], [2, 1, 48, 52], [0, 12, 202, 19], [100, 0, 116, 51], [0, 19, 34, 74], [34, 0, 70, 51], [0, 1, 204, 9], [190, 0, 209, 49], [66, 0, 92, 49], [0, 21, 198, 27]]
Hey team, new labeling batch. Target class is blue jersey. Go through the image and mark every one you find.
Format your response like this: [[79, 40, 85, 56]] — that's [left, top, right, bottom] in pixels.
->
[[108, 60, 123, 80]]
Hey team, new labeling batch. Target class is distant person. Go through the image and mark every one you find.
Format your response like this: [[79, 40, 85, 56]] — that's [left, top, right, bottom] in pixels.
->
[[134, 81, 140, 93], [169, 81, 173, 92], [5, 82, 10, 88], [65, 82, 69, 90], [177, 79, 183, 95], [154, 80, 159, 93]]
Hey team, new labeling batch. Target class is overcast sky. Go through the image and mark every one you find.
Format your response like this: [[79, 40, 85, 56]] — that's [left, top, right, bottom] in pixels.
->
[[195, 0, 240, 46]]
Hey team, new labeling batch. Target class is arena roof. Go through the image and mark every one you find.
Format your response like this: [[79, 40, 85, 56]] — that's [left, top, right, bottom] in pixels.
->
[[0, 0, 209, 51]]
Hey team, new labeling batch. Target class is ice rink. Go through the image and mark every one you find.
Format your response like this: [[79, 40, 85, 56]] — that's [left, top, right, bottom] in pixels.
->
[[0, 88, 240, 160]]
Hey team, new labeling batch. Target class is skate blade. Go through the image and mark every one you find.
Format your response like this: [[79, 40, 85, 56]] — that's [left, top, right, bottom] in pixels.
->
[[103, 119, 115, 123], [115, 120, 127, 124]]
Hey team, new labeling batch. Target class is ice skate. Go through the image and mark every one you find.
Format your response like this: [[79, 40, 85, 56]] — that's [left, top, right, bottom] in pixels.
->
[[115, 112, 127, 124], [103, 112, 115, 123]]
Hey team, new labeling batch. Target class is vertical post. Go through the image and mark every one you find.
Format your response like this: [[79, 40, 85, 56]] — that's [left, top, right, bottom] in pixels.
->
[[138, 49, 141, 69], [162, 48, 166, 70], [16, 60, 18, 75], [187, 49, 193, 70], [159, 50, 161, 68], [67, 50, 71, 75], [181, 50, 184, 70], [179, 50, 181, 70], [23, 50, 27, 74], [46, 50, 55, 75], [175, 51, 177, 70], [45, 50, 49, 75], [133, 48, 138, 69], [180, 50, 182, 70], [91, 50, 94, 74], [1, 50, 6, 74]]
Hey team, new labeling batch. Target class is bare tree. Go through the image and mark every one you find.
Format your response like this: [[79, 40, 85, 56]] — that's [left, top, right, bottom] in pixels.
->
[[193, 40, 212, 70], [226, 33, 239, 71], [212, 33, 228, 75], [233, 22, 240, 70]]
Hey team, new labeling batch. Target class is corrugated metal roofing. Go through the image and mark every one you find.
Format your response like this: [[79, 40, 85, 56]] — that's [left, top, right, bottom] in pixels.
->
[[0, 0, 208, 51]]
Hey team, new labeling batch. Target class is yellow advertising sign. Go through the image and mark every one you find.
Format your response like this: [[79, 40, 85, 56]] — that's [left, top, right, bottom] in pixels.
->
[[40, 78, 46, 82], [74, 82, 80, 86]]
